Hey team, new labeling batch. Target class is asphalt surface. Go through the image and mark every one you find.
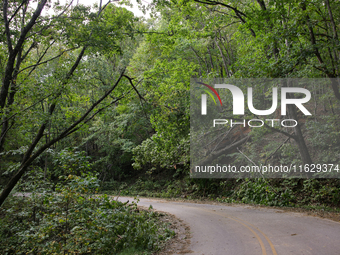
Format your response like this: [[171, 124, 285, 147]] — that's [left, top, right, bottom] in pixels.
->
[[118, 197, 340, 255]]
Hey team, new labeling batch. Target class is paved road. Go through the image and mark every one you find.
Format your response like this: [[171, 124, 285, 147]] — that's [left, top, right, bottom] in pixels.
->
[[119, 197, 340, 255]]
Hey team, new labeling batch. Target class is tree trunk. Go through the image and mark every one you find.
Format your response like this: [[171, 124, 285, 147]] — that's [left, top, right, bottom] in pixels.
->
[[214, 37, 229, 77]]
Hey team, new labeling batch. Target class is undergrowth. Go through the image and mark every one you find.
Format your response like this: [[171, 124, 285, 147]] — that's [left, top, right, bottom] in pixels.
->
[[103, 176, 340, 211], [0, 172, 174, 255]]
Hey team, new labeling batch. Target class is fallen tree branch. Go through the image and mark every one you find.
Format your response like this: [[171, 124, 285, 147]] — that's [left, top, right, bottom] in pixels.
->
[[192, 135, 250, 168]]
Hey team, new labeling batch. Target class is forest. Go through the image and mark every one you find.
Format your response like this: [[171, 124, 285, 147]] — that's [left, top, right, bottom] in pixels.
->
[[1, 0, 340, 254]]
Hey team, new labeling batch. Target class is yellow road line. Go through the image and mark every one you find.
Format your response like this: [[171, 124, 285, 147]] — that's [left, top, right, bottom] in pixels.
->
[[199, 207, 268, 255], [180, 204, 277, 255], [227, 216, 267, 255], [231, 216, 278, 255]]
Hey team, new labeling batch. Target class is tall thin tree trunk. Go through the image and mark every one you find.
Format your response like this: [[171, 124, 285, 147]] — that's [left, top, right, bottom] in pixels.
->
[[214, 37, 229, 77]]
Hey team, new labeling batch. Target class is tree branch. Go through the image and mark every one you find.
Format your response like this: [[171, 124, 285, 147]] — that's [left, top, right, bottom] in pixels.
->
[[1, 0, 48, 109], [3, 0, 13, 53], [18, 45, 79, 75]]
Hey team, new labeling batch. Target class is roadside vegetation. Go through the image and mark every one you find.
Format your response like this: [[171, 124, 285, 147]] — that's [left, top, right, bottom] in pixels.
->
[[1, 0, 340, 253], [0, 170, 174, 254], [103, 175, 340, 211]]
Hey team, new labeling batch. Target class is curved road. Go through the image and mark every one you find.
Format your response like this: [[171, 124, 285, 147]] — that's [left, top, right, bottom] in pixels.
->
[[119, 197, 340, 255]]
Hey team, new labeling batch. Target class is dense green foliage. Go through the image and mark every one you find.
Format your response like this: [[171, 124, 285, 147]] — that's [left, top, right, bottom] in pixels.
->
[[0, 172, 174, 254], [105, 177, 340, 210], [1, 0, 340, 252]]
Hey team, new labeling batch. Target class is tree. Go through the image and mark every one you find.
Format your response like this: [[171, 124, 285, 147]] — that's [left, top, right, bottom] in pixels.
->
[[0, 0, 137, 207]]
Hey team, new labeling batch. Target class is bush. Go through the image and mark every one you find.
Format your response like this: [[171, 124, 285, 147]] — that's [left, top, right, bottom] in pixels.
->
[[0, 173, 174, 254]]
